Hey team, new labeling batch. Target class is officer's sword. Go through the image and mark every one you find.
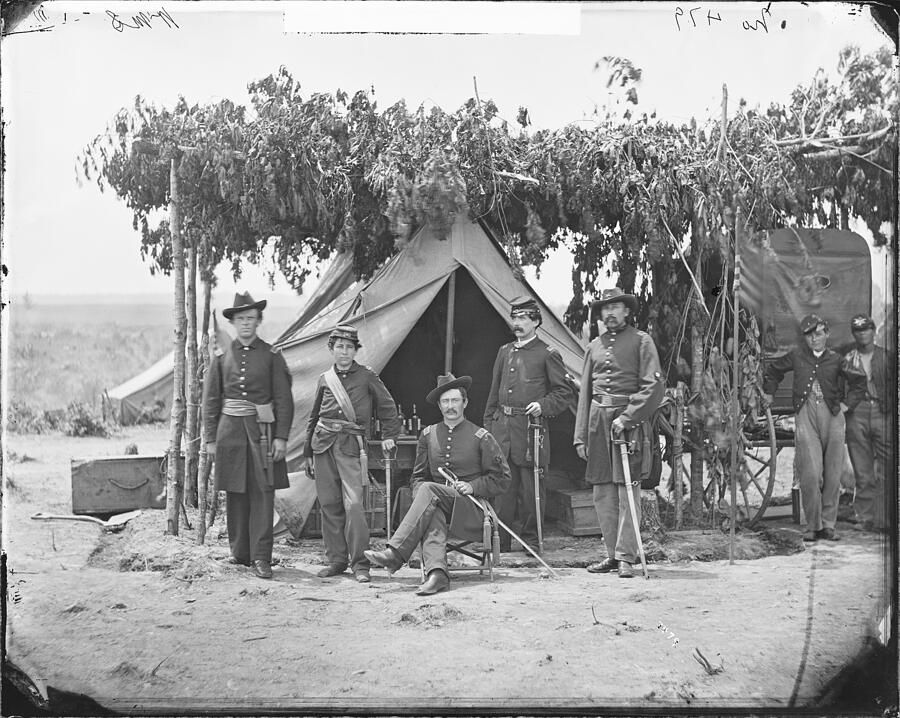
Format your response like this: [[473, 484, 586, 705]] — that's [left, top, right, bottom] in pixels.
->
[[614, 434, 650, 579], [437, 466, 559, 579], [529, 415, 544, 554]]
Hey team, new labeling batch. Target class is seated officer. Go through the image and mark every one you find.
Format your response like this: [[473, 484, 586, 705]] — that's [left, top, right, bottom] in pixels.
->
[[365, 374, 511, 596]]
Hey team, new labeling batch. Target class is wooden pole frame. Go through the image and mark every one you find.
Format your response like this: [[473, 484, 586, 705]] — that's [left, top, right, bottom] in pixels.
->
[[729, 208, 742, 564]]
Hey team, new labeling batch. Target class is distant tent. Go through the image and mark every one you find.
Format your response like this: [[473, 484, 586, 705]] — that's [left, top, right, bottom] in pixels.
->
[[104, 322, 232, 426], [275, 214, 586, 470], [105, 350, 177, 425]]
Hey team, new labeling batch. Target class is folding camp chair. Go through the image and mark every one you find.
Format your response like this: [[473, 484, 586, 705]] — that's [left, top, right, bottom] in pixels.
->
[[419, 495, 501, 582]]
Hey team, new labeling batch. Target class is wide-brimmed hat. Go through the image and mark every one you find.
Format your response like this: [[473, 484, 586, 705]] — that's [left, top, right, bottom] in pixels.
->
[[328, 324, 361, 347], [850, 314, 875, 332], [425, 373, 473, 405], [800, 313, 828, 334], [223, 291, 267, 319], [591, 287, 637, 314]]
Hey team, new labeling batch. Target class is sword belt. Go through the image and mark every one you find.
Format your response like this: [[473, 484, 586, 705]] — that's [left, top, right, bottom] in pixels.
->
[[500, 405, 530, 415], [592, 393, 630, 408]]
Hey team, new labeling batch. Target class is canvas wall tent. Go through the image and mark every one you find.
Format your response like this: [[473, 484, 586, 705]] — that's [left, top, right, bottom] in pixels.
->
[[104, 329, 233, 425], [274, 214, 586, 472]]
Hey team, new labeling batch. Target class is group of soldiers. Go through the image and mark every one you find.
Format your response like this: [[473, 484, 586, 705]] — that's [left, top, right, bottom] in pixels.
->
[[202, 290, 892, 591], [763, 312, 893, 541]]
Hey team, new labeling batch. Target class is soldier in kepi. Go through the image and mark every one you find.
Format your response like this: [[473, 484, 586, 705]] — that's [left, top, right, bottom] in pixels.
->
[[304, 325, 401, 583], [484, 296, 575, 552], [763, 314, 861, 542], [203, 292, 294, 580], [365, 374, 511, 596], [574, 288, 664, 579]]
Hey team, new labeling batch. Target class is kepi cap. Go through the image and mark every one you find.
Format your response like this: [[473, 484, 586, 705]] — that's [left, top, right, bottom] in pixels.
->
[[800, 313, 828, 334], [328, 324, 361, 347], [509, 295, 540, 316], [850, 314, 875, 332]]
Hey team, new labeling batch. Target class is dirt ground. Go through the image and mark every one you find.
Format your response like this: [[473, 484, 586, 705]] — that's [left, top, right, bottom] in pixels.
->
[[3, 426, 894, 714]]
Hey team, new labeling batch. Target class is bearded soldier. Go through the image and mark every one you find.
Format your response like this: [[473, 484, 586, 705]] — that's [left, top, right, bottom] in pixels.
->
[[305, 325, 401, 583], [203, 292, 294, 580], [574, 288, 664, 579], [484, 296, 575, 552]]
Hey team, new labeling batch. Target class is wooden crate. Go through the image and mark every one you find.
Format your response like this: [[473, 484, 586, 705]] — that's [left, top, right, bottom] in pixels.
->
[[301, 481, 386, 538], [71, 454, 171, 515], [549, 488, 602, 537]]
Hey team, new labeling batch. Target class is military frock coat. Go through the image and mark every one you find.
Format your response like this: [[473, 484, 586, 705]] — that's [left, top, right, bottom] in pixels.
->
[[574, 325, 664, 484], [483, 336, 575, 467], [202, 337, 294, 492], [412, 419, 511, 499]]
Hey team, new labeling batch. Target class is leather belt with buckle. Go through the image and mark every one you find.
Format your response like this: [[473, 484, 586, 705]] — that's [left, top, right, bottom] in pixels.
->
[[501, 405, 529, 415], [592, 393, 630, 408]]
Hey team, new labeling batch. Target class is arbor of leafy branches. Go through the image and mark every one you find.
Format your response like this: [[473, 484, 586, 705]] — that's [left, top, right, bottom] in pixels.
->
[[80, 45, 895, 534]]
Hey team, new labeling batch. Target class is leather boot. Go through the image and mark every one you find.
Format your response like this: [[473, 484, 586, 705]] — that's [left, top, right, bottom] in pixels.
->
[[316, 563, 347, 578], [253, 560, 273, 579], [415, 569, 450, 596], [364, 547, 404, 574]]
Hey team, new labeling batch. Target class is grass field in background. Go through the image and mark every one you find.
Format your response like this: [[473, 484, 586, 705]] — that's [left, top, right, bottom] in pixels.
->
[[8, 299, 299, 411]]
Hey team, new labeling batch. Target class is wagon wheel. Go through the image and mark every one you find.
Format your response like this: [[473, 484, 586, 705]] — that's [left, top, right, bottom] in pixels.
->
[[702, 405, 778, 527]]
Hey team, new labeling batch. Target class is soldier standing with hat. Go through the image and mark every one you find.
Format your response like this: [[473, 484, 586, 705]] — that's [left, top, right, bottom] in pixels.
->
[[574, 288, 664, 579], [365, 374, 511, 596], [304, 325, 401, 583], [843, 314, 894, 532], [484, 296, 575, 552], [203, 292, 294, 580], [763, 314, 863, 541]]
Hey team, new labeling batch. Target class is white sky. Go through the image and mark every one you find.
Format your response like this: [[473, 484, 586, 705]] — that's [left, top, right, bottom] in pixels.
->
[[1, 1, 891, 309]]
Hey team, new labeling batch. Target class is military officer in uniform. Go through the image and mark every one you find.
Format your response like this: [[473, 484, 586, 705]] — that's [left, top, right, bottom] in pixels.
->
[[484, 296, 575, 552], [574, 288, 664, 579], [365, 374, 511, 596], [203, 292, 294, 580], [843, 314, 894, 533], [304, 325, 401, 583]]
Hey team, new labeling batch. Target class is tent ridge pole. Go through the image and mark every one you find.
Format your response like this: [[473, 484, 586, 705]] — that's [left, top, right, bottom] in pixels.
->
[[445, 270, 456, 373]]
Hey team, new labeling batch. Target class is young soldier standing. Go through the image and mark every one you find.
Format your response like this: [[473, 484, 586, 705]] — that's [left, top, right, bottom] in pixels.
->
[[203, 292, 294, 580], [305, 325, 401, 582], [764, 314, 862, 542]]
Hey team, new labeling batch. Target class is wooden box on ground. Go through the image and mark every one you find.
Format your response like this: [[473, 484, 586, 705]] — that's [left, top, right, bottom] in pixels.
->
[[71, 454, 171, 514], [548, 488, 602, 536], [301, 482, 386, 538]]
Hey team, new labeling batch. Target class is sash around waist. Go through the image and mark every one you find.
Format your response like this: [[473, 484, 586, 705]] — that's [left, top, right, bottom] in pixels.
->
[[223, 399, 275, 423]]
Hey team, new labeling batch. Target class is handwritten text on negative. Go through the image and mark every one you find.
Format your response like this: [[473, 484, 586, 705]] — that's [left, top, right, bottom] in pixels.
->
[[107, 7, 179, 32]]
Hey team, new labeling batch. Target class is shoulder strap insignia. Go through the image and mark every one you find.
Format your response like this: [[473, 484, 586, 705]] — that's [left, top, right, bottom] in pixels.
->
[[547, 344, 560, 355], [270, 345, 282, 354], [423, 425, 432, 436], [475, 427, 488, 439]]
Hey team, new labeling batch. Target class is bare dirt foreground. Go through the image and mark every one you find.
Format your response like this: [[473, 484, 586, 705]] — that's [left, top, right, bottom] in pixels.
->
[[4, 427, 894, 715]]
